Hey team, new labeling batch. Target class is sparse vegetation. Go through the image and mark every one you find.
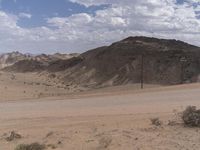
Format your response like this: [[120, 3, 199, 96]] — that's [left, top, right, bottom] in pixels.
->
[[98, 137, 112, 149], [45, 131, 53, 138], [57, 141, 62, 145], [150, 118, 162, 126], [5, 131, 22, 141], [15, 143, 45, 150], [168, 120, 177, 126], [47, 144, 57, 149], [48, 73, 56, 78], [182, 106, 200, 127]]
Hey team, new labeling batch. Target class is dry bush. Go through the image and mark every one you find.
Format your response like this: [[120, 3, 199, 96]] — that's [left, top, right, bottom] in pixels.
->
[[150, 118, 162, 126], [47, 144, 57, 149], [168, 120, 177, 126], [48, 73, 56, 79], [15, 143, 45, 150], [45, 131, 53, 138], [98, 137, 112, 149], [5, 131, 22, 141], [182, 106, 200, 127]]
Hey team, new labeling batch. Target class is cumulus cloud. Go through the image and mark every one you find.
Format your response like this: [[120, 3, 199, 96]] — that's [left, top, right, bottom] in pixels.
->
[[0, 0, 200, 53]]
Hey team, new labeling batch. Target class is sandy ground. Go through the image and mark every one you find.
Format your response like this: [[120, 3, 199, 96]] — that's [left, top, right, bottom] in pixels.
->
[[0, 71, 81, 101], [0, 71, 160, 102], [1, 78, 200, 149]]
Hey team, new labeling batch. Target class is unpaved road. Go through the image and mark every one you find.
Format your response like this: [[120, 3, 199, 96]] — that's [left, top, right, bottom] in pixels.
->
[[1, 84, 200, 150]]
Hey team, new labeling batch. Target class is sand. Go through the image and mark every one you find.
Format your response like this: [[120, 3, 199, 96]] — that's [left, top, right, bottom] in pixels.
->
[[1, 72, 200, 149], [0, 71, 78, 102]]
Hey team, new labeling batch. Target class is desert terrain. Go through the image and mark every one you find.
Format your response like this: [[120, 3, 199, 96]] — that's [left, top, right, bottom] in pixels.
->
[[0, 71, 88, 102], [0, 71, 160, 102], [1, 37, 200, 150], [0, 0, 199, 147], [0, 74, 200, 149]]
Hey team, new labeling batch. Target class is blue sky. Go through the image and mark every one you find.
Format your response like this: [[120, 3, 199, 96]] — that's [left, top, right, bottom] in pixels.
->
[[0, 0, 108, 28], [0, 0, 199, 54]]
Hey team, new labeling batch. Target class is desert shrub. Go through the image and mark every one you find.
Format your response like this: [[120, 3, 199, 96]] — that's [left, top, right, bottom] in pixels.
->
[[45, 131, 53, 138], [150, 118, 162, 126], [182, 106, 200, 127], [5, 131, 21, 141], [98, 137, 112, 149], [48, 73, 56, 78], [47, 144, 57, 149], [168, 120, 177, 126], [15, 143, 45, 150]]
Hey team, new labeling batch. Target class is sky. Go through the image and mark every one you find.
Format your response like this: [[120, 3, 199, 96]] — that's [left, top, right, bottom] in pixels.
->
[[0, 0, 199, 54]]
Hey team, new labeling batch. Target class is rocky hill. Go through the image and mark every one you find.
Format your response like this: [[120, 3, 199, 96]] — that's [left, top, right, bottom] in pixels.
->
[[59, 36, 200, 87], [3, 36, 200, 88], [0, 52, 79, 71], [3, 59, 46, 72], [0, 51, 31, 69]]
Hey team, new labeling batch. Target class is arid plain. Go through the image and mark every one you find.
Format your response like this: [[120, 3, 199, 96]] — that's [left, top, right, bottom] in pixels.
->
[[0, 71, 200, 150]]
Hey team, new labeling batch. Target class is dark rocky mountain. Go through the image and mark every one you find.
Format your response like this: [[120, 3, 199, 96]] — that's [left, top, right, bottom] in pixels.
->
[[60, 36, 200, 87], [3, 59, 46, 72], [47, 56, 84, 72], [3, 36, 200, 87]]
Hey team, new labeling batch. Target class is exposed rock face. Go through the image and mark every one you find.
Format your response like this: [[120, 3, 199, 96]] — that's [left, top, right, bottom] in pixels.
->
[[60, 36, 200, 87], [2, 36, 200, 87]]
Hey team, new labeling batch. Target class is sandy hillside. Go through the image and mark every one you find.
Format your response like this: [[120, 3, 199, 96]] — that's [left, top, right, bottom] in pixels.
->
[[0, 71, 160, 101], [0, 71, 87, 101], [0, 83, 200, 149]]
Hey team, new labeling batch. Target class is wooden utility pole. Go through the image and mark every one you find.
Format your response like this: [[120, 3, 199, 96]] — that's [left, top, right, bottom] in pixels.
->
[[180, 57, 187, 84], [141, 54, 144, 89]]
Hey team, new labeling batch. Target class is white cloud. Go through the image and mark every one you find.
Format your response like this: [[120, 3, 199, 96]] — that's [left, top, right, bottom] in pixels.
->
[[185, 0, 200, 3], [47, 13, 92, 28], [18, 12, 32, 19], [0, 0, 200, 53]]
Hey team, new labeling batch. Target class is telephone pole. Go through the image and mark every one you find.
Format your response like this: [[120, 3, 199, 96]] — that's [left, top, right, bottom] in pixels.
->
[[180, 57, 187, 84], [141, 54, 144, 89]]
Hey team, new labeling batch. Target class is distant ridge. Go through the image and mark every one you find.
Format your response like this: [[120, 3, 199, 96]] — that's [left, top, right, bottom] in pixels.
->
[[0, 52, 79, 70]]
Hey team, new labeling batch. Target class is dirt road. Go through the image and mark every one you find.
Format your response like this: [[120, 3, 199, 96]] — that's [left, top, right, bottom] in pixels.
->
[[1, 84, 200, 150]]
